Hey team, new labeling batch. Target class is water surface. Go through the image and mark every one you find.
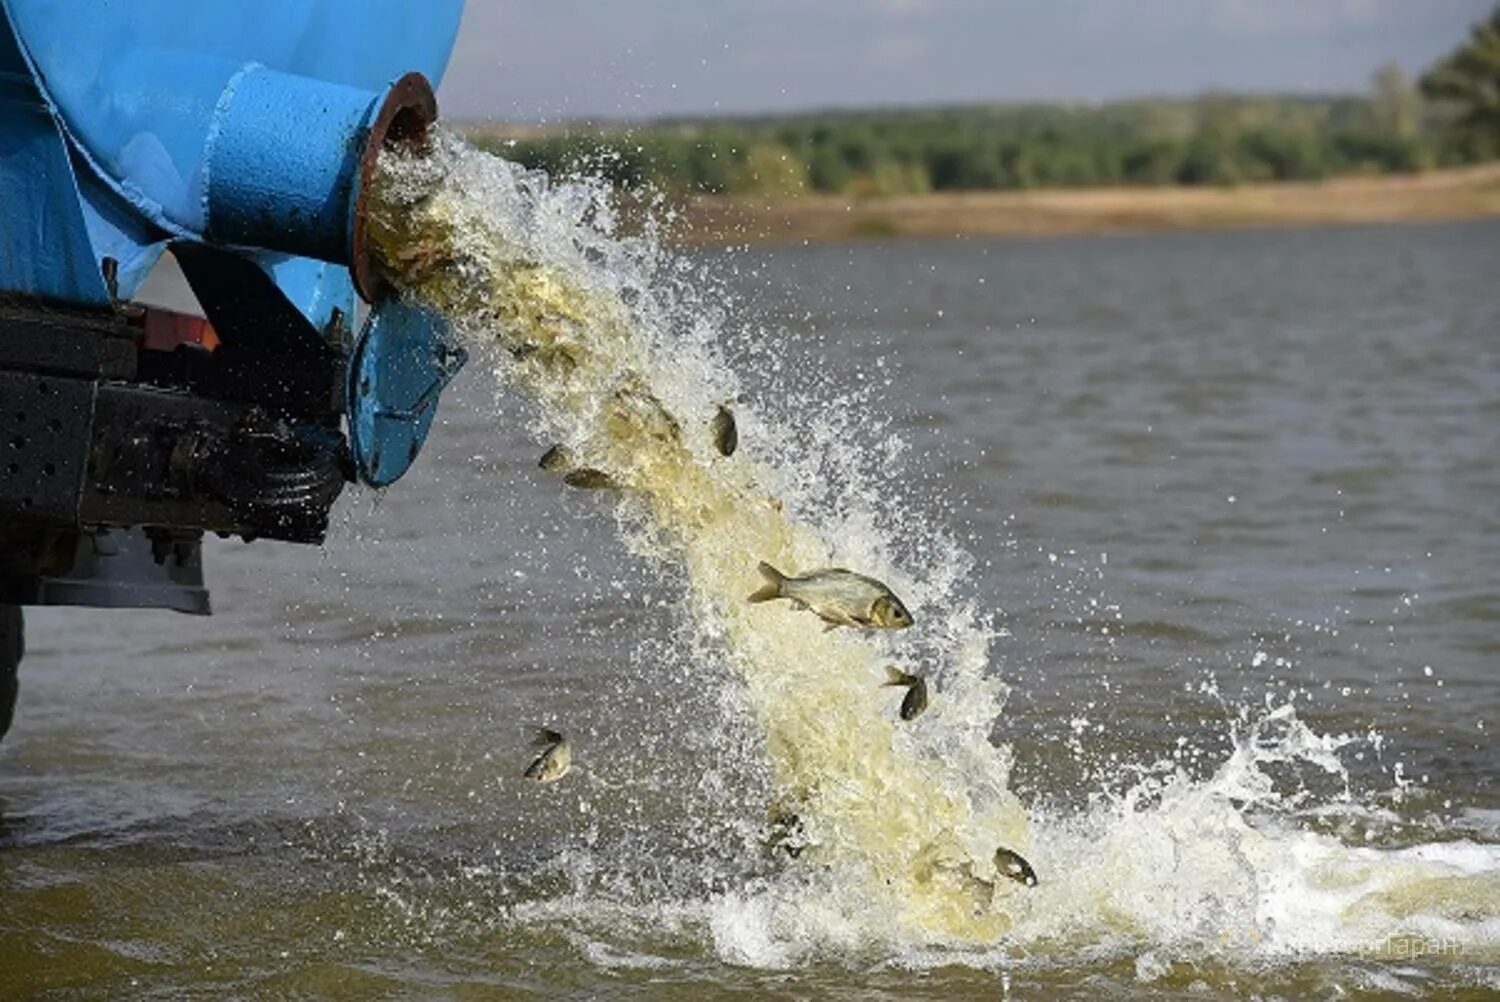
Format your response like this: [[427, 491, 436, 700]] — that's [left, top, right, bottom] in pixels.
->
[[3, 218, 1498, 998]]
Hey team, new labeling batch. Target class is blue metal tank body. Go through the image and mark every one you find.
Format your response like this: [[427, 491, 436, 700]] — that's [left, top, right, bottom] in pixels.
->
[[0, 0, 468, 488], [0, 0, 478, 741]]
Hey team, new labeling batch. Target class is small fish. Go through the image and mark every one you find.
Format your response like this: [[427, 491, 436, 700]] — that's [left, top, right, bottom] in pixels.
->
[[538, 445, 620, 490], [747, 562, 914, 631], [523, 728, 572, 784], [883, 666, 929, 720], [562, 468, 619, 489], [762, 808, 809, 859], [538, 444, 575, 472], [609, 384, 681, 445], [512, 340, 579, 374], [711, 403, 738, 457], [993, 846, 1038, 888]]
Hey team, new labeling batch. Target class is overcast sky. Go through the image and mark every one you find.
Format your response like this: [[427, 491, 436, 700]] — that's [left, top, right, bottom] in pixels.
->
[[436, 0, 1492, 121]]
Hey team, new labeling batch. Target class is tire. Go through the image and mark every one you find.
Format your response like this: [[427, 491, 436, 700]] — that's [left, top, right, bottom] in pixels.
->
[[0, 605, 20, 743]]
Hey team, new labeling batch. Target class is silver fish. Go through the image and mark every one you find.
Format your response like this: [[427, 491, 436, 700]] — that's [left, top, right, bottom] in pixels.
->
[[608, 384, 681, 445], [562, 468, 619, 490], [711, 403, 738, 457], [993, 846, 1038, 887], [883, 666, 929, 720], [747, 561, 914, 631], [539, 445, 620, 490], [523, 728, 572, 784], [512, 340, 579, 375]]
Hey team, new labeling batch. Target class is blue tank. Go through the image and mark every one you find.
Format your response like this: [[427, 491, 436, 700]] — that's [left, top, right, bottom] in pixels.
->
[[0, 0, 474, 735], [0, 0, 471, 727], [1, 0, 462, 300], [0, 0, 467, 491]]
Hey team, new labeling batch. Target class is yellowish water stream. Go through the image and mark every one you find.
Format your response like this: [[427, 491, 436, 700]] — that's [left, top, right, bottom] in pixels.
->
[[366, 136, 1029, 940]]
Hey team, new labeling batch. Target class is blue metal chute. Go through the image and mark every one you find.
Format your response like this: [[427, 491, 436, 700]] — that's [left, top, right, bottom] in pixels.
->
[[348, 300, 468, 489]]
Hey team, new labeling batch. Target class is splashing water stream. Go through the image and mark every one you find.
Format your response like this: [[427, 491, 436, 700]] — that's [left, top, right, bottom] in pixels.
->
[[363, 133, 1500, 975]]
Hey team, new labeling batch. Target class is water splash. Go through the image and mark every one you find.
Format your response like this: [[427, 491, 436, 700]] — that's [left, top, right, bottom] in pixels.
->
[[363, 132, 1500, 968], [368, 133, 1027, 940]]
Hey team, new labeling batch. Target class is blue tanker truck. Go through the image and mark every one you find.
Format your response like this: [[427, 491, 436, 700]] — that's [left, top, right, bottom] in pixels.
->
[[0, 0, 470, 740]]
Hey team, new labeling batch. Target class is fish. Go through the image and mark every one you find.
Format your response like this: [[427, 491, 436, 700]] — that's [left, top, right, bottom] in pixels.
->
[[608, 384, 681, 445], [747, 561, 914, 631], [711, 403, 738, 457], [538, 445, 620, 490], [538, 444, 575, 472], [913, 843, 998, 916], [942, 848, 1036, 913], [762, 808, 809, 859], [562, 468, 619, 489], [523, 728, 572, 784], [883, 666, 929, 720], [955, 863, 999, 913], [511, 340, 579, 375], [993, 846, 1038, 888]]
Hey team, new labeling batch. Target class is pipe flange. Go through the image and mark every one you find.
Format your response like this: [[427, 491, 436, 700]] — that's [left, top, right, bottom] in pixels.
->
[[351, 71, 438, 303]]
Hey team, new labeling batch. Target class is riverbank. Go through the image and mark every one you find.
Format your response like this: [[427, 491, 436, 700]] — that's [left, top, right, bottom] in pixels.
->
[[669, 162, 1500, 246]]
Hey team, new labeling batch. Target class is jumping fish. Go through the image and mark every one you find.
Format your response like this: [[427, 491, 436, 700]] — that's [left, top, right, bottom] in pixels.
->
[[711, 403, 738, 457], [538, 445, 620, 490], [762, 808, 810, 859], [523, 728, 572, 784], [608, 383, 681, 445], [747, 562, 914, 631], [883, 666, 929, 720], [562, 468, 619, 489], [538, 444, 575, 472], [993, 846, 1038, 888], [948, 847, 1037, 911]]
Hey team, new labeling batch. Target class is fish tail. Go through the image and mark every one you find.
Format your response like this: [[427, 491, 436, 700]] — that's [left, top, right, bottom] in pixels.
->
[[884, 665, 913, 686], [747, 561, 787, 603]]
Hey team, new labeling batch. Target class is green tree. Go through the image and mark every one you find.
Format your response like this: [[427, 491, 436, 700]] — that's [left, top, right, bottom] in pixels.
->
[[1419, 5, 1500, 151]]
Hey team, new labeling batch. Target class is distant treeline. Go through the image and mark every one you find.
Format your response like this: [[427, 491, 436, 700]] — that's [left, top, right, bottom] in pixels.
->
[[468, 77, 1496, 199]]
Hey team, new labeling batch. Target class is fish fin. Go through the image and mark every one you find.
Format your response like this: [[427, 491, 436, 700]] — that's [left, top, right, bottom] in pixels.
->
[[747, 561, 787, 603], [532, 728, 564, 746], [822, 621, 841, 633], [884, 665, 912, 687], [747, 583, 781, 603]]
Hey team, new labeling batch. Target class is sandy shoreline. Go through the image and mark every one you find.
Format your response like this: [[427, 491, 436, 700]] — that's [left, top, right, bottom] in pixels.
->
[[669, 162, 1500, 246]]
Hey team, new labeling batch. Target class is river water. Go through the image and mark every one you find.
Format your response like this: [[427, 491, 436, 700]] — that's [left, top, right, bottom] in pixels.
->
[[3, 214, 1498, 998]]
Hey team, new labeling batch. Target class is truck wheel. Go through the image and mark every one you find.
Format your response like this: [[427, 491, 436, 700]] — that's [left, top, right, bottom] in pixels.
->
[[0, 605, 20, 742]]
